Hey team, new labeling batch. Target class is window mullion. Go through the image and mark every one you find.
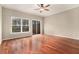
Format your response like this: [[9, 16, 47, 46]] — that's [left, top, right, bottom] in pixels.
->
[[21, 18, 22, 33]]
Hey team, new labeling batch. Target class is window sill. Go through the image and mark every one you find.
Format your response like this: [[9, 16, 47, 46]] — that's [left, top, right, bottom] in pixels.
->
[[10, 32, 30, 34]]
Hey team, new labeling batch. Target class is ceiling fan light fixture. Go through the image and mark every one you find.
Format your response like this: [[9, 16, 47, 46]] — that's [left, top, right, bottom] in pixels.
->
[[40, 8, 44, 11], [34, 4, 50, 13]]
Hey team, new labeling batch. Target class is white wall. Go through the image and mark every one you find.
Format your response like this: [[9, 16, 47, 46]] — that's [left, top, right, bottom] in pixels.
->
[[2, 6, 79, 40], [2, 7, 43, 40], [44, 7, 79, 40], [0, 5, 2, 44]]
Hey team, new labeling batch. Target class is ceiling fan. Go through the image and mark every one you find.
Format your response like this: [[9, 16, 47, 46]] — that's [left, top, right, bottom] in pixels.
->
[[34, 4, 50, 13]]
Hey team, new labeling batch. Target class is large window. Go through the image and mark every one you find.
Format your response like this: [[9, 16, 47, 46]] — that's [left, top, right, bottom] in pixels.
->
[[11, 17, 29, 33]]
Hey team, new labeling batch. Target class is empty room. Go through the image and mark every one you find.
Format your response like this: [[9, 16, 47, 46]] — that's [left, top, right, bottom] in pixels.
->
[[0, 4, 79, 54]]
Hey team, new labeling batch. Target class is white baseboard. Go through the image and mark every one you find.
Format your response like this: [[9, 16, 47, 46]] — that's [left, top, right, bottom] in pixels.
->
[[54, 35, 79, 40], [45, 34, 79, 40], [0, 40, 2, 44]]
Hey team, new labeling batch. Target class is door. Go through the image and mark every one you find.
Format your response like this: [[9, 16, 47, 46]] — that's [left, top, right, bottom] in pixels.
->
[[37, 21, 40, 34], [32, 20, 40, 35]]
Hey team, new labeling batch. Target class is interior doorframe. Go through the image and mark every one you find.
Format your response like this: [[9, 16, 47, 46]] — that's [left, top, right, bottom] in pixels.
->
[[32, 19, 42, 35]]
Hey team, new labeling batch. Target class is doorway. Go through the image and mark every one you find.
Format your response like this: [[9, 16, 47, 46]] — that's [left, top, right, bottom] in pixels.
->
[[32, 20, 40, 35]]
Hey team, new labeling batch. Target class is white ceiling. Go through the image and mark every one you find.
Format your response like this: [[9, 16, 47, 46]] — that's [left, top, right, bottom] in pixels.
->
[[1, 4, 79, 17]]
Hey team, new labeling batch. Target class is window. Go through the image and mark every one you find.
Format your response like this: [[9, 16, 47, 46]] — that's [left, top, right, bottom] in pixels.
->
[[22, 19, 29, 32], [11, 17, 29, 33]]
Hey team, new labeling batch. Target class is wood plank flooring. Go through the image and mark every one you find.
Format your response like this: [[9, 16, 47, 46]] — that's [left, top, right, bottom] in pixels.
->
[[0, 34, 79, 54]]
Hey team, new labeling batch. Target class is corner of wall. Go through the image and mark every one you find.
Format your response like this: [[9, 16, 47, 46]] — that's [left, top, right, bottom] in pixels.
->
[[0, 5, 2, 44]]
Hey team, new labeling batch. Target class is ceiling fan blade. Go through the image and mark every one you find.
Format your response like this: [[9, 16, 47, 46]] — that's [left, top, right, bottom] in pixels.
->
[[37, 4, 41, 7], [41, 4, 44, 7], [44, 9, 49, 11], [40, 10, 42, 13], [34, 8, 40, 10], [45, 4, 50, 7]]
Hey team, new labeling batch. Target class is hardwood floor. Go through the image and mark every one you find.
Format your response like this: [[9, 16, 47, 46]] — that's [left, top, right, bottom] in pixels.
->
[[0, 34, 79, 54]]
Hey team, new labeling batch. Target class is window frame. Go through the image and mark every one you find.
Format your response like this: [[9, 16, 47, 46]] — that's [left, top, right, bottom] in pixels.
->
[[32, 19, 41, 35], [11, 16, 30, 34], [21, 18, 29, 32]]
